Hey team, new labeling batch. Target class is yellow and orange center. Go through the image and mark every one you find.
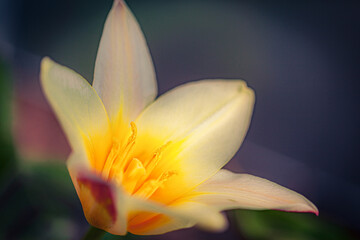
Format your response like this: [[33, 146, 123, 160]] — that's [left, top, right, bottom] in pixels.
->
[[99, 122, 177, 200]]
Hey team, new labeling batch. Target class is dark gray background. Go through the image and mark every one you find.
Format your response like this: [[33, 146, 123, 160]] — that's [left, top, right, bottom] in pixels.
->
[[1, 0, 359, 234]]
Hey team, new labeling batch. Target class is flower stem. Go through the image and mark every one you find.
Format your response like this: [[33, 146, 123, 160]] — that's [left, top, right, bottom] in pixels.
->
[[82, 226, 106, 240]]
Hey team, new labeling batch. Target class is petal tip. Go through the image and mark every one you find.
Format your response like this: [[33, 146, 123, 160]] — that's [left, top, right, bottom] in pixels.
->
[[76, 174, 118, 229], [113, 0, 126, 9], [302, 197, 319, 216], [197, 212, 228, 232], [280, 198, 319, 216], [40, 57, 57, 82], [239, 81, 255, 101], [40, 57, 54, 87], [309, 204, 319, 216], [40, 57, 51, 74], [312, 209, 319, 216], [287, 207, 319, 216]]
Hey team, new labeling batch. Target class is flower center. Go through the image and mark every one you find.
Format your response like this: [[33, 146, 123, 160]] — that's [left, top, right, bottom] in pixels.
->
[[101, 122, 176, 199]]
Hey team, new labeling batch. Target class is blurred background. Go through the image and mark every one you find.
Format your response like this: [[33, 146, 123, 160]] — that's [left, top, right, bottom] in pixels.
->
[[0, 0, 359, 239]]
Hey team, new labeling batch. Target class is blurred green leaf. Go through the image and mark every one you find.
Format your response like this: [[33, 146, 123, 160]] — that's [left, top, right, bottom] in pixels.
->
[[0, 59, 16, 192], [0, 160, 85, 239], [81, 226, 146, 240], [19, 160, 73, 192], [19, 160, 77, 215], [234, 209, 356, 240], [0, 58, 12, 143], [103, 232, 146, 240]]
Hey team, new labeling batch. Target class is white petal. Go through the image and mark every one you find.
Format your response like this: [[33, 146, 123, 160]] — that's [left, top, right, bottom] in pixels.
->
[[93, 0, 157, 139], [40, 57, 112, 169], [193, 169, 319, 214], [67, 152, 226, 235], [67, 152, 128, 234], [134, 80, 254, 202], [126, 199, 227, 235]]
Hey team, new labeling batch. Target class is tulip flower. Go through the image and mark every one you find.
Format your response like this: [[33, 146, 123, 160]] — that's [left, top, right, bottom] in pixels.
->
[[40, 0, 318, 236]]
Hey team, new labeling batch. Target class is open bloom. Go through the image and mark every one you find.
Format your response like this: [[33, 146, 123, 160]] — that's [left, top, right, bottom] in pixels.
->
[[40, 0, 318, 235]]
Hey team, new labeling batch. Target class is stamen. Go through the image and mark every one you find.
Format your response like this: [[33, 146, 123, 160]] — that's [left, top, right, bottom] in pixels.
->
[[102, 138, 121, 177], [144, 141, 171, 172], [134, 179, 160, 199], [134, 170, 177, 199], [122, 158, 146, 194], [159, 170, 177, 182], [130, 141, 171, 193], [103, 122, 137, 179], [119, 122, 138, 169], [101, 122, 178, 200]]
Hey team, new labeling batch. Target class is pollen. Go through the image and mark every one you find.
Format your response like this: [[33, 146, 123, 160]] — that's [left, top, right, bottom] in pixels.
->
[[100, 122, 177, 199]]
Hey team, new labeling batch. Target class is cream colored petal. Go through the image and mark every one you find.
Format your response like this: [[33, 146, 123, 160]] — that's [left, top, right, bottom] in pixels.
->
[[93, 0, 157, 140], [67, 152, 127, 234], [40, 57, 112, 169], [193, 169, 318, 215], [134, 80, 254, 202], [68, 152, 226, 235], [126, 199, 227, 235]]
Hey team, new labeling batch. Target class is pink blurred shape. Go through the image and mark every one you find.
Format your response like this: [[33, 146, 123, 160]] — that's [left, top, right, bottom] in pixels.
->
[[12, 80, 70, 161]]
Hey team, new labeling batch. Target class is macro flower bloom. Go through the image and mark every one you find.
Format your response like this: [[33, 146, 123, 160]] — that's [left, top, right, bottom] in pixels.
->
[[40, 0, 318, 236]]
